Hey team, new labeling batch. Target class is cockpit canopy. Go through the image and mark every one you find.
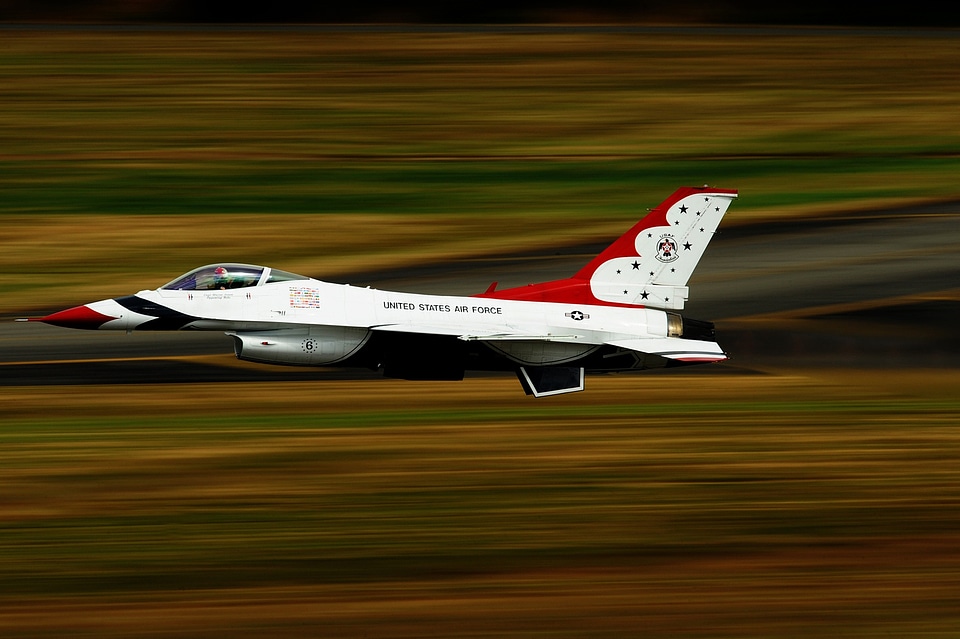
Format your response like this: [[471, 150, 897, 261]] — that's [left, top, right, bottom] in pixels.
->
[[160, 263, 309, 291]]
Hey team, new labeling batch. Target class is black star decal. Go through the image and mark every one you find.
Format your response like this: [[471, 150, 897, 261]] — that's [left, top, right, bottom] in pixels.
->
[[696, 210, 702, 216], [631, 261, 640, 270], [679, 205, 688, 213], [683, 242, 692, 250], [623, 290, 628, 295], [674, 220, 680, 225], [700, 227, 705, 232], [670, 268, 676, 273], [715, 206, 720, 211], [640, 291, 649, 300], [649, 271, 654, 277], [616, 269, 621, 275], [647, 233, 653, 238]]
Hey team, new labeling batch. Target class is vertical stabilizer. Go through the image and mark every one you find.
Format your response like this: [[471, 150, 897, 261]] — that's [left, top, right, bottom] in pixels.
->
[[477, 186, 737, 310], [579, 186, 737, 309]]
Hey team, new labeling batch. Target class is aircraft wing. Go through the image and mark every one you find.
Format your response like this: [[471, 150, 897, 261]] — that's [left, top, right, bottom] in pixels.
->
[[372, 324, 725, 362], [371, 323, 593, 344], [459, 333, 586, 343], [370, 323, 487, 338]]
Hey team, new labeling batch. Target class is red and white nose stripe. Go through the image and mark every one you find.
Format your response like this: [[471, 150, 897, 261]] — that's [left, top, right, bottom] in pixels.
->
[[35, 299, 150, 330], [36, 304, 116, 329]]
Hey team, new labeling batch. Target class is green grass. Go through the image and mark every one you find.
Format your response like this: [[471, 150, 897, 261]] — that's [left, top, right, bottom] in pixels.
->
[[4, 155, 959, 218]]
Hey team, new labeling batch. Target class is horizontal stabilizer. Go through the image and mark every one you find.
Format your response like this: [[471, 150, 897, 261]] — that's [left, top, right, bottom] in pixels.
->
[[607, 337, 727, 363]]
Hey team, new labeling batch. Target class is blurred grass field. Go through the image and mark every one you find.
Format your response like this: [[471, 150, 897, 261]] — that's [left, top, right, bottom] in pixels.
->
[[2, 372, 960, 638], [3, 29, 960, 308]]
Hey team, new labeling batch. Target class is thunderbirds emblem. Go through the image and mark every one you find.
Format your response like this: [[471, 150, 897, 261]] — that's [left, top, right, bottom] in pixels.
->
[[656, 235, 679, 263]]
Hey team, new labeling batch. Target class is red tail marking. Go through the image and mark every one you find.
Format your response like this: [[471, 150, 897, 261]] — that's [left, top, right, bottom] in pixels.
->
[[476, 186, 735, 307]]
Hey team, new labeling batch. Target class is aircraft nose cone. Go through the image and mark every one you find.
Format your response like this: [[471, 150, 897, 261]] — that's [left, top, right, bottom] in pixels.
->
[[38, 304, 118, 329]]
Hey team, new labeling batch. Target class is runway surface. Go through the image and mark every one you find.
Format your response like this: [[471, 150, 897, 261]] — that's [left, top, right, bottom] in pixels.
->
[[3, 199, 959, 382]]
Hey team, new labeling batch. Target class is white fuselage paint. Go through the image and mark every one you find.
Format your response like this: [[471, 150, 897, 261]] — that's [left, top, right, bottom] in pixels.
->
[[125, 279, 668, 344], [85, 275, 724, 367]]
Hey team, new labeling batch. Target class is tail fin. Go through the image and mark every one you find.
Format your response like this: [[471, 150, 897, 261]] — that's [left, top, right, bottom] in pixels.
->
[[477, 186, 737, 310]]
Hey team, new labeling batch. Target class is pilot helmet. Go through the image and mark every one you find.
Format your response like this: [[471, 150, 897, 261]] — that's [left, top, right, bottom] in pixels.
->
[[213, 266, 230, 287]]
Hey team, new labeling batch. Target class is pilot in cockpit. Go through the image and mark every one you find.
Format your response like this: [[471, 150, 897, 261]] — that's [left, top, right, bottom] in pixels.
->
[[213, 266, 231, 290]]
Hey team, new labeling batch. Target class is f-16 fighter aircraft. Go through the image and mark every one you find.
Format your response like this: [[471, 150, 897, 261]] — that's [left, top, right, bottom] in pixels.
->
[[32, 186, 737, 396]]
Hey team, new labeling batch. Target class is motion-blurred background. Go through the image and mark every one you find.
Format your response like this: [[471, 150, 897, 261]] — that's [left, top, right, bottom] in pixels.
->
[[2, 6, 960, 638]]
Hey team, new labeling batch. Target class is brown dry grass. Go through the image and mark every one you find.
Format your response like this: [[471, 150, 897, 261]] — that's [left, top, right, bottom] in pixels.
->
[[2, 371, 959, 637], [5, 31, 960, 159]]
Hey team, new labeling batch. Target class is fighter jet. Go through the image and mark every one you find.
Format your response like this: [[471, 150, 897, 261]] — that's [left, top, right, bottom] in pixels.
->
[[30, 186, 737, 396]]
